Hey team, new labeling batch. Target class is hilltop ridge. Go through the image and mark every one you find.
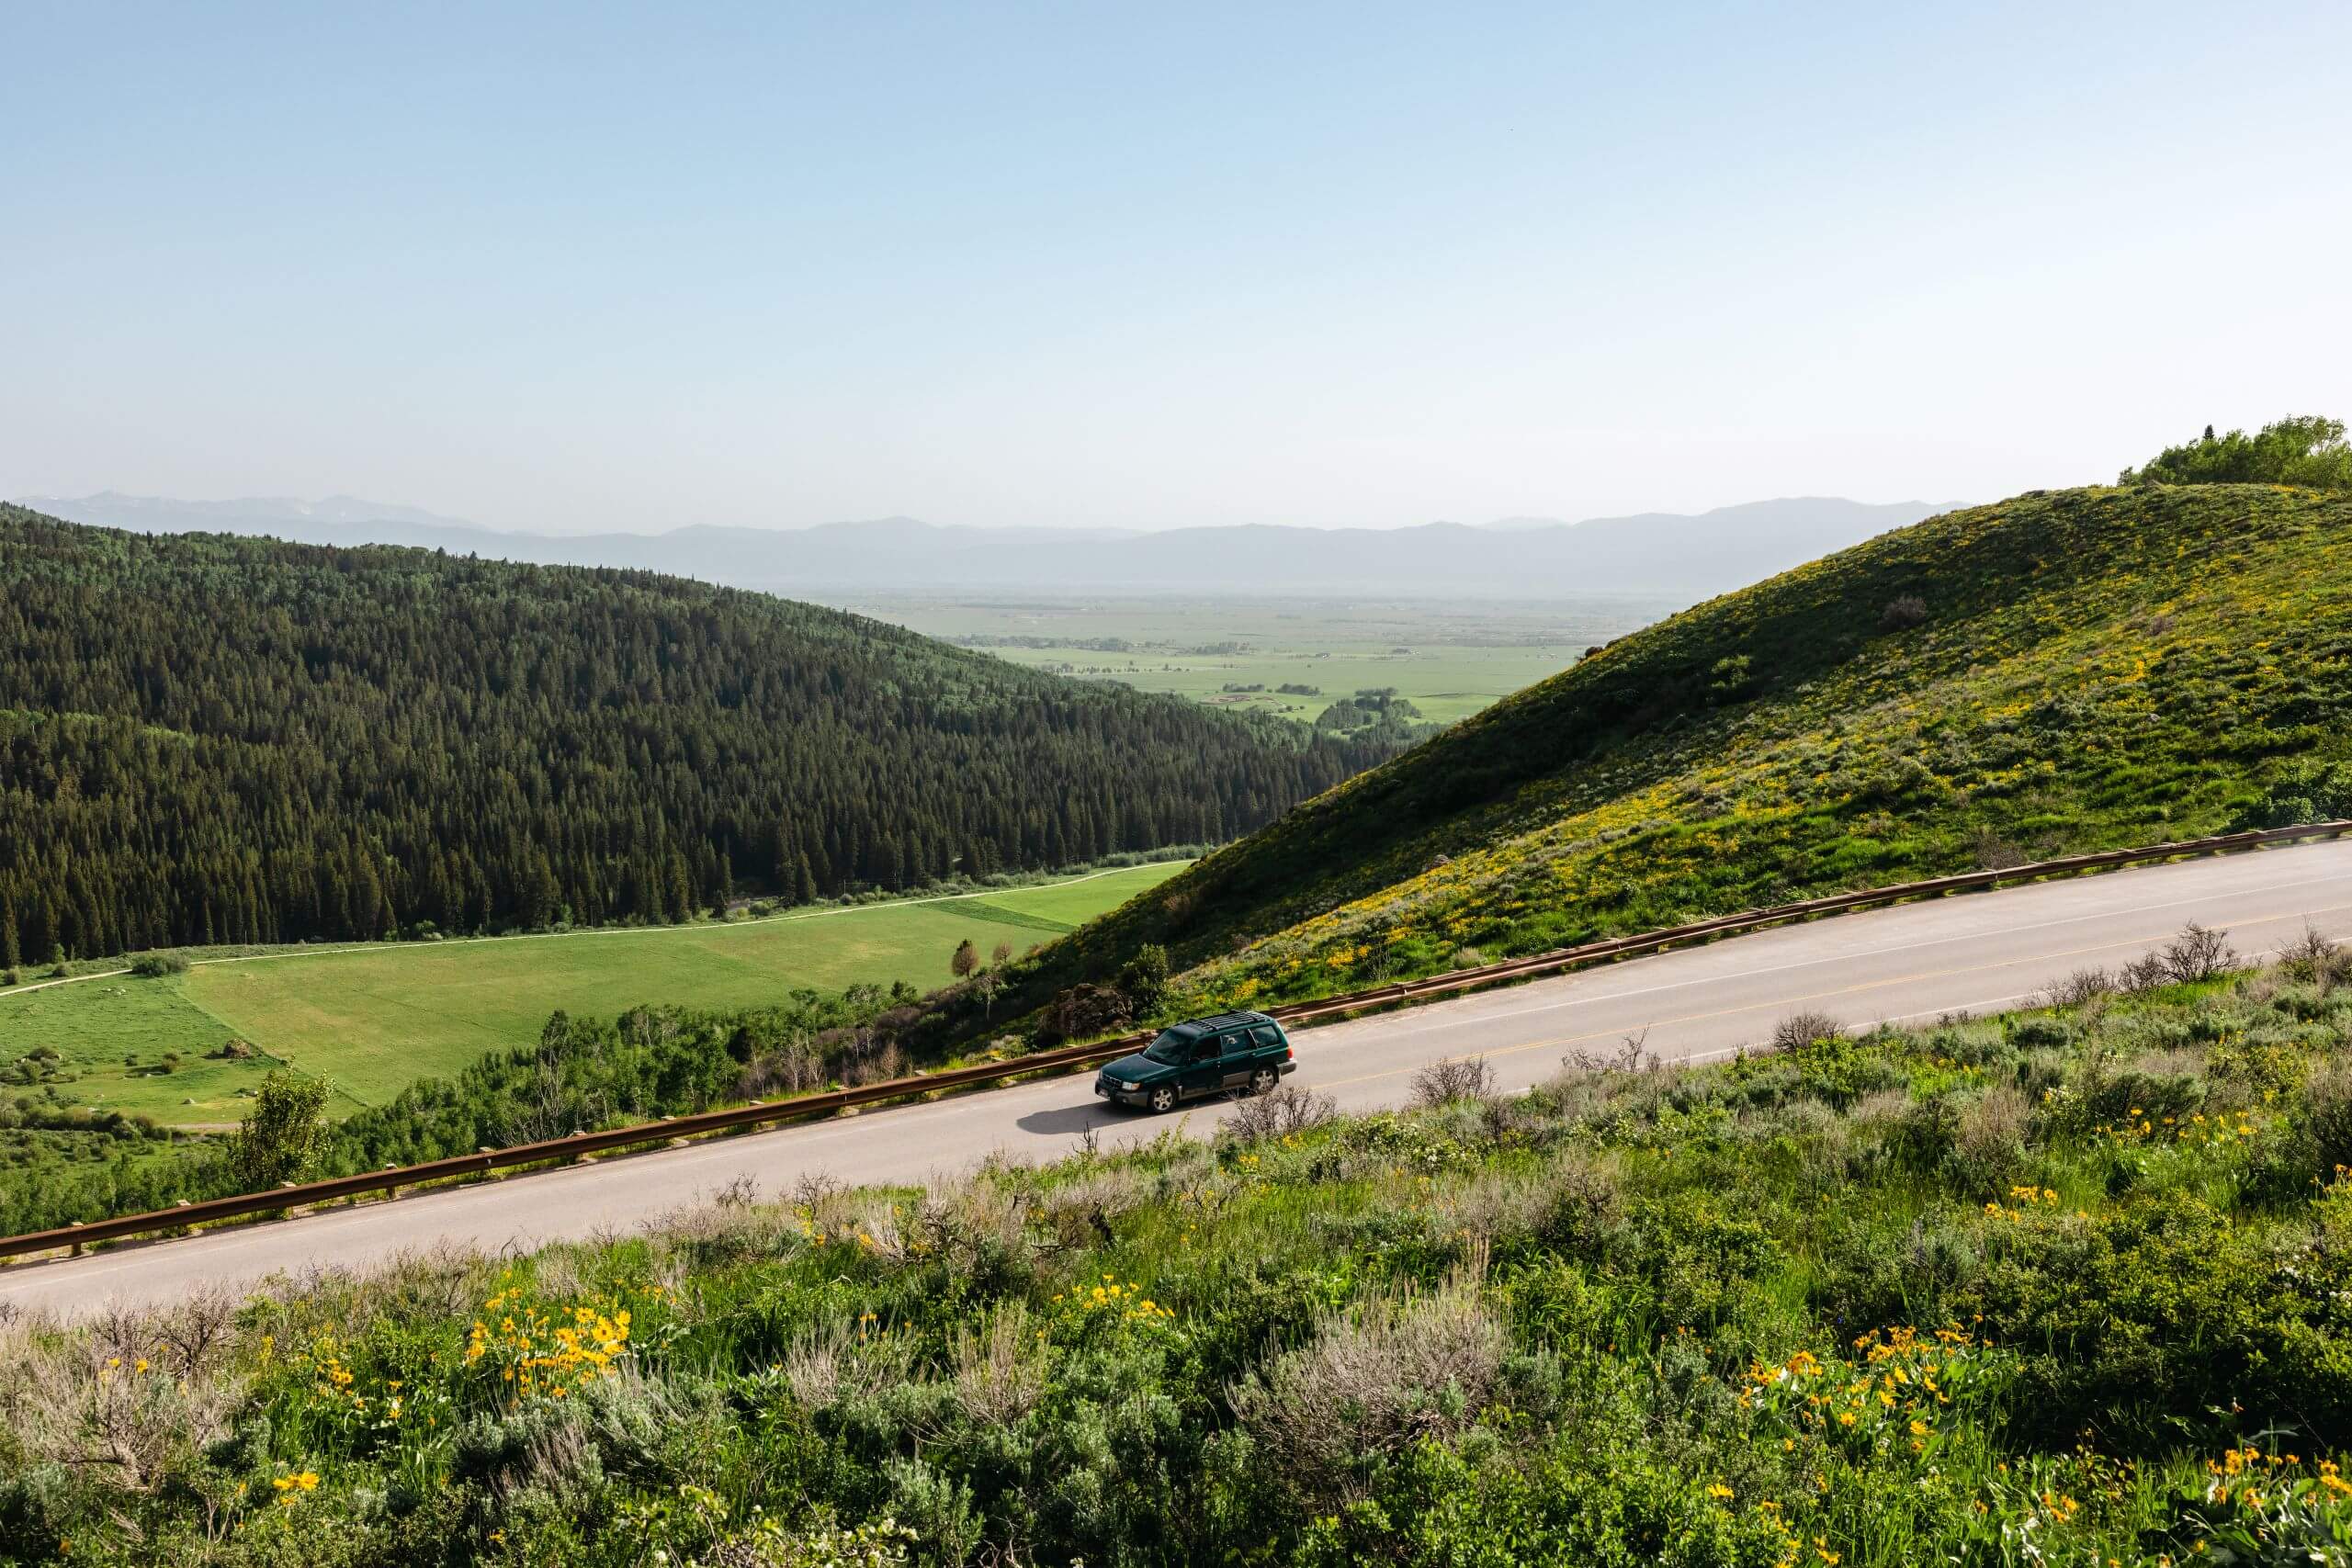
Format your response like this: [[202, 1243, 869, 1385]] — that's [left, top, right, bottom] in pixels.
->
[[996, 482, 2352, 1024]]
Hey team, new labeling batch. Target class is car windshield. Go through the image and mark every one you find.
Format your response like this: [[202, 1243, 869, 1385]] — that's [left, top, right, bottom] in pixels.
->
[[1141, 1029, 1198, 1065]]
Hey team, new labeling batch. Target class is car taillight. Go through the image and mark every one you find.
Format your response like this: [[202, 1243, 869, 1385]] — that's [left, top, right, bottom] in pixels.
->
[[1284, 1046, 1294, 1060]]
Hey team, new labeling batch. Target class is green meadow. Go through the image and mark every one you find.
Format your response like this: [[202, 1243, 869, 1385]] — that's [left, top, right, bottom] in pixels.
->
[[0, 863, 1185, 1126]]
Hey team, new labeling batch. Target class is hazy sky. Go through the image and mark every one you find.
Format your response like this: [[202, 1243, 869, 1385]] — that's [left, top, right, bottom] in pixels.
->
[[6, 1, 2347, 534]]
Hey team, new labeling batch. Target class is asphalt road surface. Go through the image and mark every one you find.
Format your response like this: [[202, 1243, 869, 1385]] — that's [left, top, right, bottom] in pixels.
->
[[8, 838, 2350, 1321]]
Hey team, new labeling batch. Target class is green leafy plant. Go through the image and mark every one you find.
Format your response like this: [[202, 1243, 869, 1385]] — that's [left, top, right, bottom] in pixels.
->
[[226, 1070, 332, 1190], [2119, 414, 2352, 492]]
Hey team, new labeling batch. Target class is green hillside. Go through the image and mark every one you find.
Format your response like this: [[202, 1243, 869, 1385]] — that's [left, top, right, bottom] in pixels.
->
[[0, 507, 1391, 963], [1001, 483, 2351, 1025], [11, 949, 2352, 1564]]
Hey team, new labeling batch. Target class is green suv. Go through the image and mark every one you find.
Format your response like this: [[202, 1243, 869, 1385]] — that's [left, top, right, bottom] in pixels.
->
[[1093, 1010, 1298, 1113]]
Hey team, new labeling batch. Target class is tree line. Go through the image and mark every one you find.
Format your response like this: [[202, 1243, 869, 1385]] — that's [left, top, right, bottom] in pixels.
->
[[0, 508, 1396, 961], [2117, 413, 2350, 491]]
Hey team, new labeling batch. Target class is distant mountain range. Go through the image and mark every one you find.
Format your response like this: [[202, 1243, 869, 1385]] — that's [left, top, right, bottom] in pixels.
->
[[16, 491, 1959, 601], [28, 491, 485, 532]]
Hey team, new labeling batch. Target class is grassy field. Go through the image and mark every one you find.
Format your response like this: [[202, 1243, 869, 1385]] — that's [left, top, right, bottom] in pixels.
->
[[0, 863, 1185, 1126], [0, 979, 259, 1120], [848, 596, 1672, 726]]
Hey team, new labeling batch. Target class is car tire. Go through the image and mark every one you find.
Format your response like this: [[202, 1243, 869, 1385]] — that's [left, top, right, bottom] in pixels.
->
[[1248, 1067, 1278, 1095], [1148, 1085, 1177, 1113]]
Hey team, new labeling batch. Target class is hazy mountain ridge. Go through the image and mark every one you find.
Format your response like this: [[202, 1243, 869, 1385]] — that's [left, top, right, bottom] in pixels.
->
[[23, 491, 489, 532], [17, 491, 1954, 601]]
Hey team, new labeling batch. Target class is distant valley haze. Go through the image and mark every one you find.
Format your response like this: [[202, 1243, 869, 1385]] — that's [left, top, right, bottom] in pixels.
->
[[15, 491, 1955, 603]]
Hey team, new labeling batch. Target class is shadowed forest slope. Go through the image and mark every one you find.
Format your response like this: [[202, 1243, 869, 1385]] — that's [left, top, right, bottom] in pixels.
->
[[0, 507, 1392, 961]]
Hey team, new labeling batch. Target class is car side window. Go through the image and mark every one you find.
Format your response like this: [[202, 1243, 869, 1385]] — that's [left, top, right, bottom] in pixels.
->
[[1250, 1024, 1281, 1047], [1216, 1031, 1249, 1057]]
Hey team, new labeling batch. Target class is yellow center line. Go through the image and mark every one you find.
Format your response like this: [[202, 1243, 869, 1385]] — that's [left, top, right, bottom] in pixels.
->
[[1309, 864, 2352, 1038], [1315, 901, 2352, 1091]]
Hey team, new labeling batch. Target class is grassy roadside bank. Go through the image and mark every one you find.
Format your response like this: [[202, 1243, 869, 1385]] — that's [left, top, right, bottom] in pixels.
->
[[6, 931, 2350, 1564]]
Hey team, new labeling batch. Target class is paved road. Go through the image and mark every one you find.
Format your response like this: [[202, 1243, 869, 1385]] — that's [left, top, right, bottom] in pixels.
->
[[8, 839, 2350, 1320]]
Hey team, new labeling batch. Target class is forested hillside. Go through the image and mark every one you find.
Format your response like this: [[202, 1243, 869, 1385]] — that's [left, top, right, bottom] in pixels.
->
[[0, 508, 1389, 961], [972, 482, 2352, 1034]]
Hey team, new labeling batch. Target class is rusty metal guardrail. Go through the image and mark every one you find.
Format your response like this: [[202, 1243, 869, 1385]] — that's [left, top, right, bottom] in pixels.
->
[[6, 818, 2346, 1262]]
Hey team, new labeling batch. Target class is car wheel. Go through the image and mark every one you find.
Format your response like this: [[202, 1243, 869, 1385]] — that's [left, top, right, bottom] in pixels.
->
[[1248, 1067, 1278, 1095], [1148, 1084, 1177, 1114]]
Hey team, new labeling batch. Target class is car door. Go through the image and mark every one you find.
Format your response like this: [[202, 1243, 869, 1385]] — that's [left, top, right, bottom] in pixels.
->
[[1220, 1029, 1258, 1089], [1179, 1033, 1228, 1099]]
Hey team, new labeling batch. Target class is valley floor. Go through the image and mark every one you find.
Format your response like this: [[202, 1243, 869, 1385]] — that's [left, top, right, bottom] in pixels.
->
[[0, 861, 1188, 1125], [848, 594, 1668, 726]]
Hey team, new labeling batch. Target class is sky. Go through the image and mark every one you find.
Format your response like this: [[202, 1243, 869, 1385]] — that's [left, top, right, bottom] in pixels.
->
[[4, 1, 2348, 535]]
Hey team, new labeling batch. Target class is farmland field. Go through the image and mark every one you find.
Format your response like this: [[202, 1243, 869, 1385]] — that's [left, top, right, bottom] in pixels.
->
[[848, 596, 1672, 726], [0, 863, 1187, 1126]]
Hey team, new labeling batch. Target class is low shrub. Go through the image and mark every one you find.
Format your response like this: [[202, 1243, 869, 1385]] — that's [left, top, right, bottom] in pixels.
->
[[1223, 1083, 1337, 1145], [1409, 1056, 1497, 1108], [2163, 921, 2237, 985], [1770, 1010, 1843, 1052], [2301, 1055, 2352, 1178], [1951, 1083, 2032, 1187], [1231, 1280, 1506, 1503], [1880, 592, 1929, 629]]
